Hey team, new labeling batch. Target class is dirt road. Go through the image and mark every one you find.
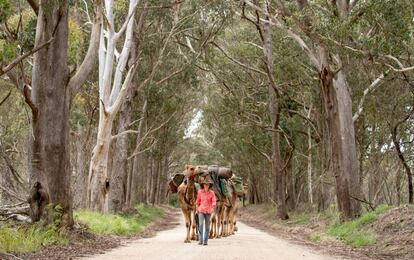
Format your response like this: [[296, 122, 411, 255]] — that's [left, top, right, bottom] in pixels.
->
[[81, 215, 343, 260]]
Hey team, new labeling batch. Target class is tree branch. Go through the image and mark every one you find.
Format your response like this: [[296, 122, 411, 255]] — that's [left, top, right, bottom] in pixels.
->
[[210, 41, 267, 76], [0, 37, 54, 77], [382, 63, 414, 73], [249, 141, 271, 163], [0, 184, 26, 202], [128, 111, 177, 160], [68, 2, 102, 98], [111, 129, 140, 141], [239, 0, 320, 68], [155, 67, 186, 85], [26, 0, 39, 15], [108, 59, 139, 114], [0, 91, 11, 107], [353, 70, 389, 122], [114, 0, 139, 40], [23, 84, 38, 116]]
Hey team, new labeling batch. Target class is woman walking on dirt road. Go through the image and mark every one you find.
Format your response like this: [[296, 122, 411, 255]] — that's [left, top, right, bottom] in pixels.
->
[[196, 176, 216, 246]]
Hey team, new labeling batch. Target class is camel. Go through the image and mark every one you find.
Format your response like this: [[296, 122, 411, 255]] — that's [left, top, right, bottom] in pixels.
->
[[222, 181, 239, 236], [193, 165, 242, 239], [177, 165, 199, 243], [195, 165, 225, 239], [209, 193, 225, 238]]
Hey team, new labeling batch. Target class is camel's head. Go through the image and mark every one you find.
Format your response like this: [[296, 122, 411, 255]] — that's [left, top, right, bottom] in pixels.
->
[[194, 165, 208, 176], [184, 164, 196, 179]]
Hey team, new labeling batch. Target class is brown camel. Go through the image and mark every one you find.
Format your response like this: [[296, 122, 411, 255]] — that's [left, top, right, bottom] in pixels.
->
[[222, 180, 239, 236], [177, 165, 199, 243], [209, 194, 226, 238]]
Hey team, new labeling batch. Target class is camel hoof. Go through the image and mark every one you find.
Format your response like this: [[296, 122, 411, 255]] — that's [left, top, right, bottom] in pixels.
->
[[234, 227, 238, 232], [184, 239, 190, 243], [216, 236, 221, 239]]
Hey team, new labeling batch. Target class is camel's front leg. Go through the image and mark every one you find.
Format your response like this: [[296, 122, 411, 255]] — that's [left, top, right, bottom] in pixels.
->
[[223, 217, 228, 237], [223, 208, 229, 237], [229, 211, 235, 235], [190, 211, 197, 240], [217, 213, 224, 238], [210, 214, 216, 238], [182, 209, 191, 243], [233, 219, 238, 232]]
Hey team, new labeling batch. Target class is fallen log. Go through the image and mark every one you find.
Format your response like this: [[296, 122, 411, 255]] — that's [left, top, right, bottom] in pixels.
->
[[0, 204, 31, 222]]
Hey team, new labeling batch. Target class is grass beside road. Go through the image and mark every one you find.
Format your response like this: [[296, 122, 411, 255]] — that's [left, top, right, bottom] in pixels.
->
[[327, 204, 393, 247], [0, 223, 68, 253], [74, 204, 164, 235], [241, 203, 396, 248], [0, 204, 165, 254]]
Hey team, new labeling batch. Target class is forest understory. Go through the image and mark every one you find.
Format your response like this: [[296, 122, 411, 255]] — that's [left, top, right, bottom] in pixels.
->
[[0, 205, 179, 260], [239, 204, 414, 260]]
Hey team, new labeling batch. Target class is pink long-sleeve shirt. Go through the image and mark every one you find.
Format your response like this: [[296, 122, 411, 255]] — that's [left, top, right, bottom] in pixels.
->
[[196, 189, 217, 214]]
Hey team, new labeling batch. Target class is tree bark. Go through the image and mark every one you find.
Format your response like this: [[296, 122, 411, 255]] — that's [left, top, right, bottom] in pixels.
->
[[128, 100, 148, 207], [307, 110, 313, 204], [262, 1, 288, 220], [108, 56, 139, 212], [71, 125, 91, 209], [145, 157, 153, 204], [87, 0, 138, 212], [109, 7, 147, 212], [319, 53, 362, 219], [87, 115, 113, 212], [28, 1, 72, 225], [150, 157, 160, 205], [26, 0, 101, 224]]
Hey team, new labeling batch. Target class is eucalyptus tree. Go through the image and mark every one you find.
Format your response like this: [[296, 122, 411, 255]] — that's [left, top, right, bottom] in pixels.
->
[[107, 2, 147, 213], [23, 0, 101, 225], [104, 0, 217, 210], [236, 0, 360, 219], [87, 0, 139, 212]]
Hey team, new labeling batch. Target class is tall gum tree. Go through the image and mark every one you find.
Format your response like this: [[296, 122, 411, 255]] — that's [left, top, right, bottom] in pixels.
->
[[240, 0, 362, 219], [261, 0, 289, 220], [87, 0, 139, 212], [108, 4, 147, 213], [27, 0, 102, 225]]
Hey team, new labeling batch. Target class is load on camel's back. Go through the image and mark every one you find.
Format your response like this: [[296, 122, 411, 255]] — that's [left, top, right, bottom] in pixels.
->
[[195, 165, 242, 238], [167, 164, 246, 242]]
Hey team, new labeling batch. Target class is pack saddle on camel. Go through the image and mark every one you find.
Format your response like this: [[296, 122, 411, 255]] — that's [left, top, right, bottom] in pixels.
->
[[167, 164, 245, 242], [195, 165, 225, 239], [195, 165, 242, 238]]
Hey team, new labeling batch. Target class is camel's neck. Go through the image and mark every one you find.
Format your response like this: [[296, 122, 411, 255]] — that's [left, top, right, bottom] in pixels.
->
[[186, 178, 195, 202]]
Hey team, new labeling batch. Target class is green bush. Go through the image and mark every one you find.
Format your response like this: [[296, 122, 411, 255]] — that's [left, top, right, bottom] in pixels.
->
[[327, 204, 393, 247], [74, 204, 164, 235], [0, 223, 68, 253]]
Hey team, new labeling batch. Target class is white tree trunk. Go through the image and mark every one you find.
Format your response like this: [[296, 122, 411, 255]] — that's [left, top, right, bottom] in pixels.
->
[[87, 0, 139, 212]]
